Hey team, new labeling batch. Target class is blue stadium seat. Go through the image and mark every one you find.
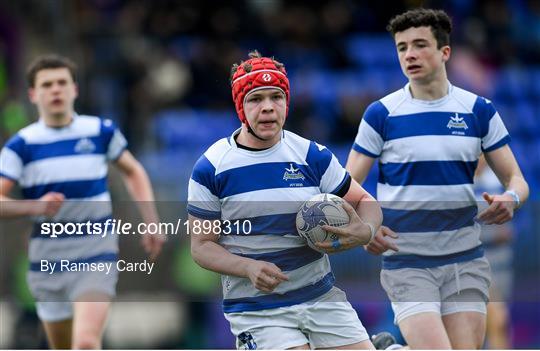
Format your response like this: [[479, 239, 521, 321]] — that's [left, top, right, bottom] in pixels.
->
[[290, 70, 338, 105], [513, 102, 538, 139], [334, 70, 367, 97], [494, 67, 526, 101], [138, 149, 197, 182], [362, 69, 406, 96], [275, 46, 328, 70], [346, 35, 399, 67], [510, 138, 526, 165], [496, 102, 519, 136], [152, 109, 238, 149], [169, 36, 202, 62]]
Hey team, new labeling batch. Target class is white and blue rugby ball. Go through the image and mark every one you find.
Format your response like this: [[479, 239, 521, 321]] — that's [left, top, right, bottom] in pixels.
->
[[296, 193, 350, 252]]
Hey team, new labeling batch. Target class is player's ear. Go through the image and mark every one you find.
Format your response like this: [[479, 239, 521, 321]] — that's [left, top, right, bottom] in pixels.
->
[[441, 45, 451, 62], [28, 87, 37, 104], [74, 83, 79, 98]]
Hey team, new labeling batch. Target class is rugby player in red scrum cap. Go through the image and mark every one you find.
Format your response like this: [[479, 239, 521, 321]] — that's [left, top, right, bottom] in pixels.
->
[[188, 50, 387, 349]]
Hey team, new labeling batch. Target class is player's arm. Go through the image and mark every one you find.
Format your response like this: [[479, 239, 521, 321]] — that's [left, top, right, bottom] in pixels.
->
[[344, 140, 380, 236], [479, 145, 529, 224], [345, 150, 376, 184], [113, 150, 164, 259], [0, 177, 64, 218], [113, 150, 157, 215], [189, 214, 288, 293], [1, 140, 64, 218], [343, 177, 382, 236]]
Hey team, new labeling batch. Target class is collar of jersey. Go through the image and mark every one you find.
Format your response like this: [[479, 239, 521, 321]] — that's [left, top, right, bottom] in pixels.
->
[[38, 112, 78, 129], [228, 128, 285, 157], [404, 81, 453, 107]]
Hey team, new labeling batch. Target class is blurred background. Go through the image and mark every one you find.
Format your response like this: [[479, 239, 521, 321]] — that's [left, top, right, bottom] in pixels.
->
[[0, 0, 539, 349]]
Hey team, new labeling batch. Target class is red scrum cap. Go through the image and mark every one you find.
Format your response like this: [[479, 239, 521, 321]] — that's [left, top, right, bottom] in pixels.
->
[[231, 54, 290, 124]]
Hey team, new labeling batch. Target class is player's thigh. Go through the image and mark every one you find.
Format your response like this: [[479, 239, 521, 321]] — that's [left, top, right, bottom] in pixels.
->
[[441, 289, 487, 350], [34, 300, 74, 349], [72, 295, 111, 349], [42, 318, 73, 349], [442, 311, 486, 349], [318, 339, 374, 350], [305, 287, 371, 349], [398, 311, 452, 349], [69, 266, 117, 347]]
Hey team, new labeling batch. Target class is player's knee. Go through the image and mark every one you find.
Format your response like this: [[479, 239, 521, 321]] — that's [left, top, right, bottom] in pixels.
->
[[449, 331, 485, 350], [72, 335, 101, 349]]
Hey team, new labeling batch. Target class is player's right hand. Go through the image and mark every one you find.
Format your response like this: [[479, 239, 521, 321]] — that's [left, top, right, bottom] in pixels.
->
[[364, 226, 399, 255], [33, 192, 65, 217], [246, 260, 289, 293], [141, 231, 166, 261]]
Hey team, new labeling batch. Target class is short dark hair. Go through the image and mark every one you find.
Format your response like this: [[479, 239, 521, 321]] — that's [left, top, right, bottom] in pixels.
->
[[386, 8, 452, 48], [229, 50, 285, 84], [26, 54, 77, 87]]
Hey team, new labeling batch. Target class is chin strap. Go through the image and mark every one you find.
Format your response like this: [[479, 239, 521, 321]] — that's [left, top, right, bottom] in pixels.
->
[[246, 123, 267, 141]]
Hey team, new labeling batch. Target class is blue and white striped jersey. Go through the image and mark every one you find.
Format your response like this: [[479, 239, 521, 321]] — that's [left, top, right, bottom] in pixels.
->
[[353, 82, 510, 269], [0, 115, 127, 271], [188, 129, 350, 313]]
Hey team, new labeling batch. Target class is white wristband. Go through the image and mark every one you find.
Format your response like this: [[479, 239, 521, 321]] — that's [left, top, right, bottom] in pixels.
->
[[504, 190, 520, 208]]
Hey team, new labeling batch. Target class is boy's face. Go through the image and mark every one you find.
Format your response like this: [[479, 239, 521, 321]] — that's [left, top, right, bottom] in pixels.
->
[[394, 26, 450, 83], [29, 68, 78, 119], [243, 88, 287, 145]]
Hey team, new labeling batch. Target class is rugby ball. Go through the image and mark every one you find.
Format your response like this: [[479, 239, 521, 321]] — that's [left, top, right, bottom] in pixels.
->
[[296, 193, 350, 252]]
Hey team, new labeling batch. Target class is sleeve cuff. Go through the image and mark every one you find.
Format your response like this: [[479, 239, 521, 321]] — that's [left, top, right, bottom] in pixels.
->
[[330, 173, 351, 197], [483, 135, 511, 152], [0, 172, 19, 182], [110, 146, 127, 162], [352, 143, 379, 158], [187, 204, 221, 220]]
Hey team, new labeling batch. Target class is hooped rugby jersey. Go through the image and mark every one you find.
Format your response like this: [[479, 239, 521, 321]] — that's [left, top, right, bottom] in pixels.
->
[[0, 115, 127, 272], [353, 82, 510, 270], [188, 129, 351, 313]]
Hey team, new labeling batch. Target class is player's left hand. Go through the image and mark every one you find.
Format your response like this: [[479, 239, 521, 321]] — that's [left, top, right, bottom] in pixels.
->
[[141, 232, 166, 261], [316, 201, 373, 253], [477, 192, 515, 225]]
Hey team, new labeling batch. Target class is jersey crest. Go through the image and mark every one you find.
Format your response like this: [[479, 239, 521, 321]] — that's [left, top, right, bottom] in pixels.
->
[[283, 163, 305, 181], [74, 138, 96, 154], [447, 113, 468, 130]]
